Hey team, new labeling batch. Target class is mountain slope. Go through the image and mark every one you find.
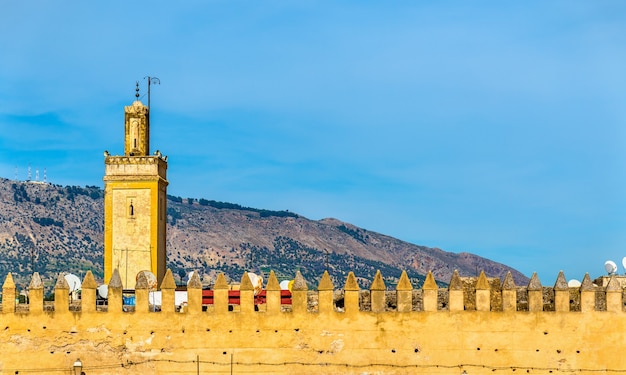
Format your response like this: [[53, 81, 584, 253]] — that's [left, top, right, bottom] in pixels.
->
[[0, 178, 528, 289]]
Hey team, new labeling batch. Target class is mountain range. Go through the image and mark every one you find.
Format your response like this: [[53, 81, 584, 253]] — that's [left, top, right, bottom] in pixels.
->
[[0, 177, 528, 291]]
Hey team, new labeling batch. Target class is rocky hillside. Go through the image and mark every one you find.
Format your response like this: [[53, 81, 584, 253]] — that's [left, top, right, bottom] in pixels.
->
[[0, 178, 528, 291]]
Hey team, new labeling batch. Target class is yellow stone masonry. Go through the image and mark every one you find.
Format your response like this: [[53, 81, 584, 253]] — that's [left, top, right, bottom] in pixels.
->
[[1, 269, 625, 375]]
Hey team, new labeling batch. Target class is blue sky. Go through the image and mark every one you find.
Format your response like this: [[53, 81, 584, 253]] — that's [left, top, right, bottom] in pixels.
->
[[1, 1, 625, 283]]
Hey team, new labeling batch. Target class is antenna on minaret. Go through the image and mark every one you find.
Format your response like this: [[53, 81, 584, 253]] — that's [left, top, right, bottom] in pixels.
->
[[35, 168, 39, 182], [143, 76, 160, 110], [43, 168, 47, 183], [27, 163, 31, 181], [135, 82, 140, 100]]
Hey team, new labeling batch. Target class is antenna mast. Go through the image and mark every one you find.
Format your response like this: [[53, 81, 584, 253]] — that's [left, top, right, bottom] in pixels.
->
[[143, 76, 161, 110]]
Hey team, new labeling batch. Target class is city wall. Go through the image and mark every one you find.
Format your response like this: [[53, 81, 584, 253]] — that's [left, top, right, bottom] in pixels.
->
[[0, 268, 625, 375]]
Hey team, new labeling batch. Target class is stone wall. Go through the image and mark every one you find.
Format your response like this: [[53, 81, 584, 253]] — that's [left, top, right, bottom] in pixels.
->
[[1, 269, 625, 374]]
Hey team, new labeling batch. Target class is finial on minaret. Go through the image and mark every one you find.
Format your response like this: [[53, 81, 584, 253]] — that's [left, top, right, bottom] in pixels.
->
[[135, 82, 140, 100]]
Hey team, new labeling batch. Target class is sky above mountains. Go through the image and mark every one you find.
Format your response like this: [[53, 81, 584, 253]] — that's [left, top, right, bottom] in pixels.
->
[[1, 1, 625, 283]]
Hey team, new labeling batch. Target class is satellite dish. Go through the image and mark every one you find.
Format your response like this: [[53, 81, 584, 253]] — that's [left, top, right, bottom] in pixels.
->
[[279, 280, 291, 290], [605, 260, 618, 275], [64, 273, 81, 293], [97, 284, 108, 299], [136, 270, 158, 289], [247, 272, 264, 296], [622, 257, 626, 273], [567, 279, 581, 288], [186, 271, 197, 285]]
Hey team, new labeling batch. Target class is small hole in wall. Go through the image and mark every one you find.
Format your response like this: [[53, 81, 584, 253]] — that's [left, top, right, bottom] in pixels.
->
[[4, 326, 8, 330], [66, 351, 70, 354], [223, 352, 227, 355], [206, 329, 210, 332], [123, 330, 127, 335], [294, 328, 300, 332], [50, 351, 54, 354], [414, 348, 419, 353], [576, 350, 580, 354], [229, 330, 232, 333], [275, 330, 278, 333], [477, 347, 481, 351], [536, 349, 540, 352], [318, 350, 323, 354], [27, 329, 30, 332], [391, 349, 396, 353], [543, 331, 548, 335], [256, 329, 260, 333], [182, 329, 185, 333], [43, 326, 46, 330], [494, 349, 498, 352], [557, 349, 561, 353], [150, 331, 154, 335]]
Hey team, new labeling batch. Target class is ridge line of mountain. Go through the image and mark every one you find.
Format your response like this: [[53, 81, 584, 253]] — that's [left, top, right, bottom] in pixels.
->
[[0, 177, 529, 289]]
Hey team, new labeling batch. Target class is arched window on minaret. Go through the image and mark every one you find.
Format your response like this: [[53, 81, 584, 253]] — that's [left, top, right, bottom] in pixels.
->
[[130, 119, 139, 153], [129, 201, 135, 217]]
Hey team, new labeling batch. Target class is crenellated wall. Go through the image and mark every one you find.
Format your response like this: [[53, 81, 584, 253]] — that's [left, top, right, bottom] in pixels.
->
[[1, 268, 625, 375]]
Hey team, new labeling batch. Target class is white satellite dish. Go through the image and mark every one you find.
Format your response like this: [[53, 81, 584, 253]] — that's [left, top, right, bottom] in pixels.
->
[[186, 271, 197, 286], [247, 272, 264, 296], [605, 260, 618, 275], [64, 273, 81, 293], [622, 257, 626, 274], [97, 284, 108, 299], [567, 279, 581, 288], [137, 270, 158, 290], [279, 279, 294, 291], [279, 280, 290, 290]]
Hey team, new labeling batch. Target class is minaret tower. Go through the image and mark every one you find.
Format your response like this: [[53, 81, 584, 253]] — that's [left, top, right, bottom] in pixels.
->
[[103, 83, 168, 287]]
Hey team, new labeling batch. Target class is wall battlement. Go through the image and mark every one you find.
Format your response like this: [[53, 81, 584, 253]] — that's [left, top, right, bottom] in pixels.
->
[[2, 269, 623, 315], [1, 268, 626, 374]]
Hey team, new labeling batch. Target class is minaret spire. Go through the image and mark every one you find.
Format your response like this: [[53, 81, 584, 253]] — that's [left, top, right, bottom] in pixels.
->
[[124, 85, 150, 156]]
